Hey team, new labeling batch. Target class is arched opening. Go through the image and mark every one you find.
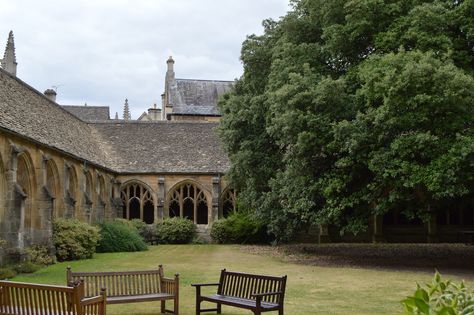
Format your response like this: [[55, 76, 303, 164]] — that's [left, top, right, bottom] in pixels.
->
[[220, 188, 236, 218], [65, 165, 78, 218], [16, 152, 35, 247], [120, 181, 155, 224], [0, 155, 6, 238], [45, 159, 60, 218], [96, 174, 106, 222], [84, 171, 93, 222], [166, 181, 209, 224]]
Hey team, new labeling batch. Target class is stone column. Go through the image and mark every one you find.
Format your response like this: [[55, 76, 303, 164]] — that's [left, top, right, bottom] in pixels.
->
[[211, 176, 221, 224], [157, 177, 165, 222]]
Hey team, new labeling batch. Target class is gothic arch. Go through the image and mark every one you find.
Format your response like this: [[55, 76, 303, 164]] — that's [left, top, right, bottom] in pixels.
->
[[120, 180, 155, 224], [96, 173, 106, 222], [0, 152, 6, 232], [65, 164, 78, 217], [166, 180, 211, 225], [220, 187, 236, 218], [16, 151, 36, 240], [45, 159, 60, 218]]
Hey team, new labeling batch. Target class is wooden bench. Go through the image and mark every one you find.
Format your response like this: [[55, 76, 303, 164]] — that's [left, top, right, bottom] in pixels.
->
[[0, 279, 106, 315], [192, 269, 287, 315], [67, 265, 179, 314]]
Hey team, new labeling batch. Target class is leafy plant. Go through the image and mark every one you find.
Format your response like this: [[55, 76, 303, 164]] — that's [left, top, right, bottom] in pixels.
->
[[25, 245, 55, 266], [97, 220, 148, 253], [53, 218, 100, 261], [400, 272, 474, 315], [13, 261, 42, 274], [0, 267, 16, 280], [156, 217, 196, 244], [210, 210, 271, 244]]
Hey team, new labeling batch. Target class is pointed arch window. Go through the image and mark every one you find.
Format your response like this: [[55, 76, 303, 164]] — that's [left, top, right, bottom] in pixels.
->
[[167, 182, 208, 224], [121, 182, 155, 224], [220, 188, 236, 218]]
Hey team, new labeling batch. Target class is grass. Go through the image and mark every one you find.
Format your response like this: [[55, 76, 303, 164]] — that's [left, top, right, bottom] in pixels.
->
[[11, 245, 473, 315]]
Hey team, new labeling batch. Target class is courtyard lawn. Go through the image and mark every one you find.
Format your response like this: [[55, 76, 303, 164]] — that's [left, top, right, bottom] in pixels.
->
[[12, 245, 473, 315]]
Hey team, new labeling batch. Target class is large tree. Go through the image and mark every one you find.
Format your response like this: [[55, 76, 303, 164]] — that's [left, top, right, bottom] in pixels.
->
[[219, 0, 474, 241]]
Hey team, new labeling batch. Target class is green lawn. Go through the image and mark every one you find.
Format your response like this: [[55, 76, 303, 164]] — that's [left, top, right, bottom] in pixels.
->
[[12, 245, 472, 315]]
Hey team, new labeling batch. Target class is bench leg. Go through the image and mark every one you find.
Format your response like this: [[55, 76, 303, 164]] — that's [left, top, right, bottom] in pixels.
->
[[174, 297, 179, 315], [195, 300, 201, 315], [279, 307, 284, 315], [161, 300, 166, 313], [217, 303, 221, 314]]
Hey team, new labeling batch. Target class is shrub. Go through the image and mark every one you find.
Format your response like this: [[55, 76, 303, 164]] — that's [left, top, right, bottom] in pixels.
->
[[25, 245, 55, 266], [53, 218, 100, 261], [97, 220, 148, 253], [0, 267, 16, 280], [0, 238, 6, 248], [210, 210, 271, 244], [156, 217, 196, 244], [400, 272, 474, 315], [13, 261, 42, 274]]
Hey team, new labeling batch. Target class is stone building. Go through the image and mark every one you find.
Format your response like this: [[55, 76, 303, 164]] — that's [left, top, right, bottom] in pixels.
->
[[0, 31, 472, 260], [0, 32, 236, 260]]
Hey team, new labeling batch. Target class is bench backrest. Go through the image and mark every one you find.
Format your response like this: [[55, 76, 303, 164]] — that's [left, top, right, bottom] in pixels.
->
[[0, 280, 101, 315], [67, 266, 164, 298], [218, 270, 287, 304]]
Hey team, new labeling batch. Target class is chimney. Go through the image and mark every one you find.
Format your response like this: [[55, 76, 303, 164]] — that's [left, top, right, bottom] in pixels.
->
[[44, 89, 57, 102]]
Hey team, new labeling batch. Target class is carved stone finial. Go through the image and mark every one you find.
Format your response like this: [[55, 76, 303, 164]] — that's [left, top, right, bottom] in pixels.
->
[[1, 30, 18, 76], [115, 112, 119, 120], [123, 98, 131, 120]]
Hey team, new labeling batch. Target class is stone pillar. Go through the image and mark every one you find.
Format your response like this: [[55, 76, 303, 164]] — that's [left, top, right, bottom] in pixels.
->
[[318, 224, 330, 243], [211, 176, 221, 224], [157, 177, 165, 222], [372, 214, 385, 243]]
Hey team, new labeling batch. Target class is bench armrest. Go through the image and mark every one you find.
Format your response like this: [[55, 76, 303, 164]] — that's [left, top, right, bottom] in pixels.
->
[[80, 295, 105, 306], [251, 291, 283, 298], [191, 283, 220, 287]]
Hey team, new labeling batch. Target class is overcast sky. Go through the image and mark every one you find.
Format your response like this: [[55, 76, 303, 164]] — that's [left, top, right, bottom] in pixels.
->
[[0, 0, 290, 118]]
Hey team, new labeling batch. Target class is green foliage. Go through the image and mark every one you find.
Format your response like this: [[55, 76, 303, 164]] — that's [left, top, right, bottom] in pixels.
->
[[156, 217, 196, 244], [210, 210, 272, 244], [0, 267, 16, 280], [25, 245, 55, 266], [219, 0, 474, 240], [97, 220, 148, 253], [400, 272, 474, 315], [13, 261, 42, 274], [0, 239, 6, 248], [53, 219, 100, 261]]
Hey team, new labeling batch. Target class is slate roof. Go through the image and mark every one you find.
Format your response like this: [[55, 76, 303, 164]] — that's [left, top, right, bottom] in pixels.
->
[[0, 69, 116, 170], [92, 121, 230, 173], [168, 79, 233, 116], [62, 105, 110, 121], [0, 68, 230, 174]]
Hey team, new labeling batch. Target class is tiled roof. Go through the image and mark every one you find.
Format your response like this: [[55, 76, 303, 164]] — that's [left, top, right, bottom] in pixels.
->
[[0, 68, 230, 174], [62, 105, 110, 121], [92, 121, 230, 173], [168, 79, 233, 116], [0, 69, 116, 170]]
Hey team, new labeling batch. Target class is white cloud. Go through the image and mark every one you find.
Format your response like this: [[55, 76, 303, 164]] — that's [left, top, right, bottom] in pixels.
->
[[0, 0, 290, 118]]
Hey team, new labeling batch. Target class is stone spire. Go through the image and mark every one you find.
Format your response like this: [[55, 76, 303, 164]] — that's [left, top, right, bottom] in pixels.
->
[[1, 31, 17, 76], [123, 99, 131, 120], [115, 112, 119, 120]]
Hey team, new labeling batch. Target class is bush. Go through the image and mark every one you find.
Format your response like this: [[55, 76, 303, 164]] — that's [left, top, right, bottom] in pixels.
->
[[400, 272, 474, 315], [156, 217, 196, 244], [0, 267, 16, 280], [0, 238, 6, 248], [25, 245, 55, 266], [13, 261, 42, 274], [97, 220, 148, 253], [210, 210, 271, 244], [53, 219, 100, 261]]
